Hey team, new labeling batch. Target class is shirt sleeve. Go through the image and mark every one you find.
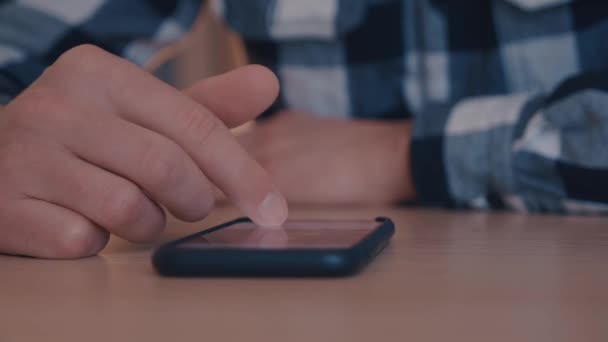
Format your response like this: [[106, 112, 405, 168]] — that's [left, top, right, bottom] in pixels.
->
[[0, 0, 202, 103], [410, 69, 608, 214]]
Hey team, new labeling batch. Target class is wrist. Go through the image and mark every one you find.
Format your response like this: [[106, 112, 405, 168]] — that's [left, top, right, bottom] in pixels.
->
[[389, 120, 415, 201], [369, 120, 415, 204]]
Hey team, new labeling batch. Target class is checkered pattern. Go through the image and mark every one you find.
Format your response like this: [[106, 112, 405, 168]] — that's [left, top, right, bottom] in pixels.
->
[[2, 0, 608, 214], [0, 0, 201, 101]]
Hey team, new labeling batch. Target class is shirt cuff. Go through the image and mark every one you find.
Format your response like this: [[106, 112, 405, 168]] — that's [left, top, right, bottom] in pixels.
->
[[409, 104, 455, 207], [410, 94, 545, 209]]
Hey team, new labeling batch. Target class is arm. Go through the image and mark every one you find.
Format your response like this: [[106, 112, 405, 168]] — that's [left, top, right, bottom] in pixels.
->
[[411, 70, 608, 214], [0, 0, 202, 101], [236, 111, 414, 205]]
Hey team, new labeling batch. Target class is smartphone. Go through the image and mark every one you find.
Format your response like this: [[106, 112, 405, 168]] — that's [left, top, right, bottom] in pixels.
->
[[152, 217, 394, 277]]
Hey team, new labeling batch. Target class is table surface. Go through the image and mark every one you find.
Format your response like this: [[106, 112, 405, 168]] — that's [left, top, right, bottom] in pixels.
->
[[1, 207, 607, 342]]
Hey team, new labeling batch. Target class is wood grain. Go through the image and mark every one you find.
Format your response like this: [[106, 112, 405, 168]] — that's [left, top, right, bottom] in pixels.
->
[[1, 207, 607, 342]]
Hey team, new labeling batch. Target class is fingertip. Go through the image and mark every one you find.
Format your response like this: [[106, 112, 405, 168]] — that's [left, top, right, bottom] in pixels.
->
[[253, 189, 289, 227], [243, 64, 280, 102], [224, 64, 279, 116], [185, 64, 280, 128]]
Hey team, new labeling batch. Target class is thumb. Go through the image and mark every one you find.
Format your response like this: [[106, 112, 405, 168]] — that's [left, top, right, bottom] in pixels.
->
[[184, 64, 279, 128]]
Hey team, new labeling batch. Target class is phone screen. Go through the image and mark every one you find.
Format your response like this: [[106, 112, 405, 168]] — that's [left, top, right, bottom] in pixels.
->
[[179, 220, 381, 250]]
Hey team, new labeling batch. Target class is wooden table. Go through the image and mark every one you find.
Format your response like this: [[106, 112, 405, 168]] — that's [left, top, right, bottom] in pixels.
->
[[1, 207, 607, 342]]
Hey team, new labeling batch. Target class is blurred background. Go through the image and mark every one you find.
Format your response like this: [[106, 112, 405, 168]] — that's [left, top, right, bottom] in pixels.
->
[[156, 3, 246, 89]]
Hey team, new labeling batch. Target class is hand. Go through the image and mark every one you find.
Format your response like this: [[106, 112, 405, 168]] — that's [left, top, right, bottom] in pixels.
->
[[238, 111, 414, 205], [0, 45, 287, 259]]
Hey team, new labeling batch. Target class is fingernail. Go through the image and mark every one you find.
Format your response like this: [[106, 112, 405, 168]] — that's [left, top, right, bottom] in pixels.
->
[[257, 191, 288, 226]]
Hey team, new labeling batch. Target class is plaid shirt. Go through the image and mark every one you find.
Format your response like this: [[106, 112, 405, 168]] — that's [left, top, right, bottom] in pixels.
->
[[1, 0, 608, 214]]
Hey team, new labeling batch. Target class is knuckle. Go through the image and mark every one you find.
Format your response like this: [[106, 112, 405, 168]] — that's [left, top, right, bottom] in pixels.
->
[[46, 44, 127, 102], [140, 142, 183, 192], [102, 185, 146, 229], [177, 103, 219, 144], [54, 222, 107, 259], [55, 44, 105, 73]]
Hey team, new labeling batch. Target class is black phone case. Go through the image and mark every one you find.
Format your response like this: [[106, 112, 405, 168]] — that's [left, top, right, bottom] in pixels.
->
[[152, 217, 395, 277]]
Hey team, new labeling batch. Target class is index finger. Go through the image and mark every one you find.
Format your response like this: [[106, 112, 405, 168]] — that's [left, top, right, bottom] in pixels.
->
[[78, 47, 287, 226]]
